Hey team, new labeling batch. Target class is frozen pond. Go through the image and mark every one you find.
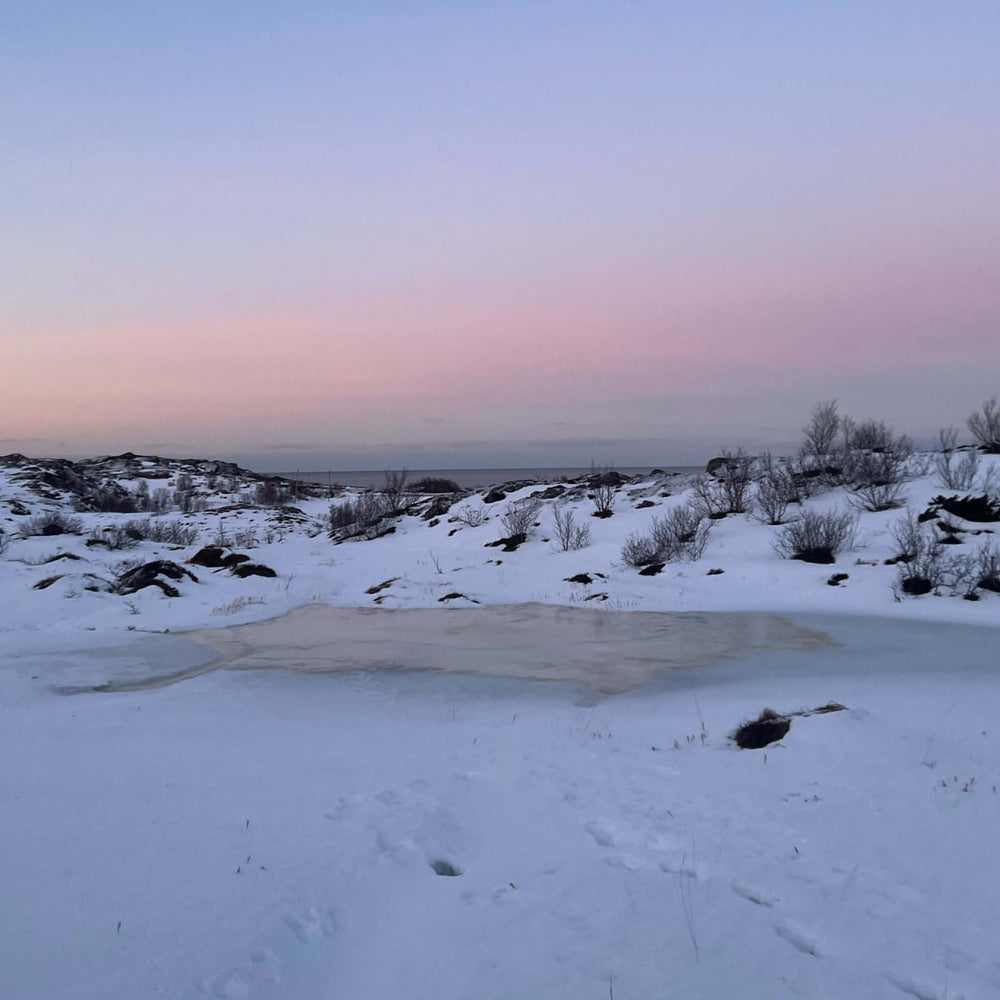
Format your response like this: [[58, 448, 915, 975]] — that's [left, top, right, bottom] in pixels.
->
[[59, 603, 834, 694]]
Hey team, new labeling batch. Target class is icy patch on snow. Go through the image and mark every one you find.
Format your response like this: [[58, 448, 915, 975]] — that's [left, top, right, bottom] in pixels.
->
[[88, 602, 839, 695]]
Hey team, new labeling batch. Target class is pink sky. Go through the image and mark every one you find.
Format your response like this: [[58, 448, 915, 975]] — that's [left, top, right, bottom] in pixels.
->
[[3, 3, 998, 470]]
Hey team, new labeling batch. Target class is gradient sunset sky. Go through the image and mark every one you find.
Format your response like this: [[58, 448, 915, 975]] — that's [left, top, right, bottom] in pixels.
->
[[3, 2, 998, 471]]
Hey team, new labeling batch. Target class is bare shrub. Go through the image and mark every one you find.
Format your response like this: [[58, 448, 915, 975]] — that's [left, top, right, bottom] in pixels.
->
[[689, 474, 728, 519], [889, 510, 924, 564], [968, 396, 1000, 452], [121, 518, 198, 546], [255, 481, 292, 507], [328, 493, 392, 538], [453, 504, 486, 527], [233, 526, 259, 549], [502, 497, 542, 537], [552, 505, 591, 551], [411, 477, 460, 494], [87, 525, 140, 550], [850, 419, 894, 452], [622, 503, 712, 567], [942, 552, 980, 600], [380, 469, 410, 511], [713, 449, 755, 514], [18, 512, 84, 538], [753, 453, 798, 525], [774, 509, 857, 564], [590, 479, 617, 517], [849, 479, 906, 513], [802, 400, 840, 458], [934, 428, 981, 490], [895, 538, 945, 597], [621, 531, 663, 568], [976, 542, 1000, 593], [0, 529, 9, 556]]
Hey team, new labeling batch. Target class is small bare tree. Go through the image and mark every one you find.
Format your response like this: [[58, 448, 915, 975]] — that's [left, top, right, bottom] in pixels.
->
[[552, 505, 591, 551], [968, 396, 1000, 452], [802, 400, 840, 458], [380, 469, 410, 510]]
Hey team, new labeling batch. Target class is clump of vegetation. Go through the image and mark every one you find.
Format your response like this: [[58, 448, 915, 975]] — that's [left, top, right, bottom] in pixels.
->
[[622, 502, 712, 567], [453, 504, 487, 527], [501, 497, 543, 538], [731, 709, 791, 750], [752, 452, 799, 525], [411, 477, 460, 494], [552, 505, 591, 551], [18, 512, 84, 538], [773, 509, 856, 564], [968, 396, 1000, 452], [934, 428, 983, 490]]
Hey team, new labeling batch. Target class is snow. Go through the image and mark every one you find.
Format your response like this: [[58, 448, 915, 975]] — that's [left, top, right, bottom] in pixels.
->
[[2, 456, 999, 998]]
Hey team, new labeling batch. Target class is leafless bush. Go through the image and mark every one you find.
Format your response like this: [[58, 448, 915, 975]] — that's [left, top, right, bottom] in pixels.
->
[[689, 474, 728, 519], [233, 526, 259, 549], [254, 481, 293, 507], [121, 518, 198, 546], [895, 538, 945, 597], [850, 419, 894, 452], [713, 449, 755, 514], [849, 479, 906, 513], [590, 479, 617, 517], [502, 497, 543, 537], [968, 396, 1000, 452], [774, 509, 857, 564], [380, 469, 410, 510], [934, 428, 981, 490], [942, 552, 980, 599], [753, 453, 798, 524], [621, 531, 663, 568], [552, 505, 591, 551], [453, 504, 486, 527], [802, 400, 840, 458], [0, 529, 9, 556], [328, 493, 392, 537], [890, 511, 924, 564], [975, 542, 1000, 592], [18, 512, 84, 538], [622, 503, 712, 567], [87, 525, 140, 550]]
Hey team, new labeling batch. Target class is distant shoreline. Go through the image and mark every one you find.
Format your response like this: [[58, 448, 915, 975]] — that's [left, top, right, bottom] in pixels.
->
[[281, 466, 702, 490]]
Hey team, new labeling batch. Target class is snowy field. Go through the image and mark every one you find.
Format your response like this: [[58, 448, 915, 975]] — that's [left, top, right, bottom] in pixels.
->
[[2, 453, 999, 998]]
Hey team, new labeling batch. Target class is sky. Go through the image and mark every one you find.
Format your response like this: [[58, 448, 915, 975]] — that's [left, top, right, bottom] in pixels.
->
[[2, 1, 998, 472]]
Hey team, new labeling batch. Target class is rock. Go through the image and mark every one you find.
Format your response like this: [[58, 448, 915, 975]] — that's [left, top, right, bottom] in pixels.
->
[[116, 560, 198, 596], [231, 562, 277, 578], [189, 546, 226, 567], [483, 489, 507, 504]]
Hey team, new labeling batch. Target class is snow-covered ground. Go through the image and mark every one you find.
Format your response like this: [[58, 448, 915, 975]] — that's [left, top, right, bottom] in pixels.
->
[[2, 454, 999, 998]]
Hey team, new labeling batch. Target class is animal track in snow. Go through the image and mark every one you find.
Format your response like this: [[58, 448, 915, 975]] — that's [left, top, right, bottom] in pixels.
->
[[774, 922, 820, 956], [284, 906, 338, 944], [731, 881, 777, 908]]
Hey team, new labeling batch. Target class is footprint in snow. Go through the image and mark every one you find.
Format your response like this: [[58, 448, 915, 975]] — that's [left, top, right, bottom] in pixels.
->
[[284, 906, 339, 944], [731, 881, 778, 908], [774, 922, 820, 956]]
